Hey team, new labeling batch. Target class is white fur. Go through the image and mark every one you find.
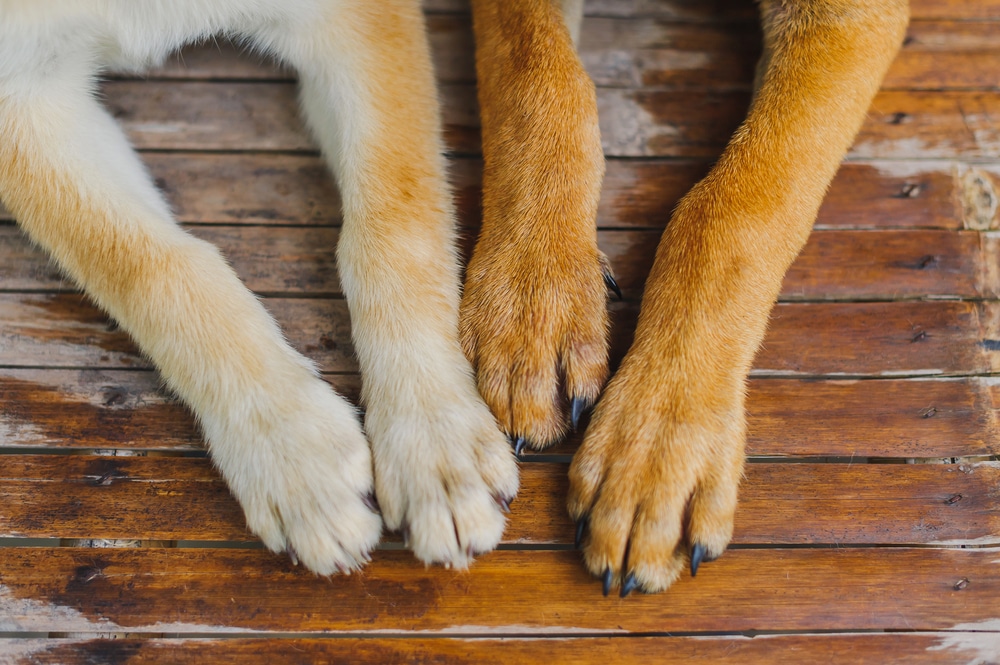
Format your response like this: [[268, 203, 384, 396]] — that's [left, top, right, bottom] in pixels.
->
[[0, 0, 517, 571]]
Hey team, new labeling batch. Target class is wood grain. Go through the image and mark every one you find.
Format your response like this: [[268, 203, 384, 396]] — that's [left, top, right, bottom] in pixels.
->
[[423, 0, 1000, 21], [3, 156, 977, 231], [138, 18, 1000, 92], [5, 370, 995, 458], [3, 225, 995, 299], [92, 81, 1000, 160], [0, 547, 995, 634], [1, 456, 996, 546], [7, 633, 998, 665], [3, 295, 999, 376], [1, 3, 997, 651]]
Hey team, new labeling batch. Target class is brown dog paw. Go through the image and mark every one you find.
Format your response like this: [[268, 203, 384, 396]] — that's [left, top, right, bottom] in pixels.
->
[[567, 351, 746, 596], [460, 235, 613, 451]]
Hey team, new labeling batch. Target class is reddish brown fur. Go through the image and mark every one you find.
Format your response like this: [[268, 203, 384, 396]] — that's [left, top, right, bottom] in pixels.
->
[[464, 0, 910, 594], [462, 0, 609, 448]]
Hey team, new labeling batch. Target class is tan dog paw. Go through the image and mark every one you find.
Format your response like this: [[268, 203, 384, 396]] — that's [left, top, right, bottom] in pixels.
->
[[463, 0, 609, 452], [211, 373, 383, 575], [461, 240, 612, 452], [364, 357, 519, 568], [567, 352, 745, 596]]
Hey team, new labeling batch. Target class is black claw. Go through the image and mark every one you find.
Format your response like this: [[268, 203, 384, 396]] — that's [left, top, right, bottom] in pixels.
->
[[691, 543, 708, 577], [514, 437, 527, 457], [620, 572, 640, 598], [603, 272, 623, 301], [602, 568, 613, 597], [494, 493, 513, 514], [570, 397, 587, 431], [574, 517, 588, 549], [362, 492, 381, 515]]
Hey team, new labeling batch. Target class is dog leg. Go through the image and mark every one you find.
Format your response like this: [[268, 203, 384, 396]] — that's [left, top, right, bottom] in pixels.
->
[[568, 0, 910, 595], [273, 0, 518, 567], [461, 0, 609, 450], [0, 49, 381, 573]]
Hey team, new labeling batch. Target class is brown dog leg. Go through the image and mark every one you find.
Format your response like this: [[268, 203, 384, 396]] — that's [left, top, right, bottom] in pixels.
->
[[568, 0, 910, 595], [461, 0, 610, 452]]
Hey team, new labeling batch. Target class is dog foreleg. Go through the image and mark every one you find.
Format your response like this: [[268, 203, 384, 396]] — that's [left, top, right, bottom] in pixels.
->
[[0, 55, 381, 574], [461, 0, 610, 451], [272, 0, 518, 567], [568, 0, 910, 595]]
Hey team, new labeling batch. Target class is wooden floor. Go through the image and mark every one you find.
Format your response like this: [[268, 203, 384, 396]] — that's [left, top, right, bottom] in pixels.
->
[[3, 1, 1000, 662]]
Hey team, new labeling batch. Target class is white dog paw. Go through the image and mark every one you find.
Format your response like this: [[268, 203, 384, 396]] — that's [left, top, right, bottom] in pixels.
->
[[205, 374, 382, 575], [366, 370, 519, 568]]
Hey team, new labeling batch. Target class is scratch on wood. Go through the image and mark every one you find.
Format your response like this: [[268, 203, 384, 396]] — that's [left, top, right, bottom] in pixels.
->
[[959, 166, 999, 230]]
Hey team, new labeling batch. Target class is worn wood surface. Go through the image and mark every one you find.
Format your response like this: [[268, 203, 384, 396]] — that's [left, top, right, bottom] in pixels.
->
[[1, 2, 999, 662], [7, 634, 1000, 665], [4, 370, 998, 458], [1, 456, 997, 545], [0, 548, 995, 634]]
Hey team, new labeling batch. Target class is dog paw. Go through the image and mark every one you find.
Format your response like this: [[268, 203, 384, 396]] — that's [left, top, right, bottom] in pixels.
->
[[206, 374, 382, 575], [364, 361, 519, 568], [460, 239, 612, 451], [567, 353, 746, 596]]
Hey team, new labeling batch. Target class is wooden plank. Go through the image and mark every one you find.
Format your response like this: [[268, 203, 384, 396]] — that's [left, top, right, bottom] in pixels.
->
[[3, 225, 994, 299], [142, 19, 1000, 93], [7, 633, 998, 665], [0, 369, 363, 453], [0, 547, 995, 633], [891, 21, 1000, 90], [4, 371, 995, 458], [95, 81, 1000, 160], [581, 19, 1000, 91], [424, 0, 1000, 21], [747, 300, 1000, 377], [2, 296, 1000, 376], [2, 156, 971, 231], [600, 89, 1000, 159], [0, 294, 354, 371], [1, 456, 996, 546]]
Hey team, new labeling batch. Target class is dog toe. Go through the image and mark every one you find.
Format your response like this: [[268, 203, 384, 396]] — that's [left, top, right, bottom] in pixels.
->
[[568, 357, 744, 596]]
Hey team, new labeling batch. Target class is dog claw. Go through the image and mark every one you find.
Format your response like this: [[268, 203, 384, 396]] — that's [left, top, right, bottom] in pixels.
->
[[362, 492, 380, 515], [513, 437, 527, 457], [574, 517, 588, 549], [620, 572, 639, 598], [494, 493, 513, 513], [691, 543, 708, 577], [286, 546, 299, 566], [570, 397, 586, 431], [603, 272, 623, 301], [602, 567, 613, 597]]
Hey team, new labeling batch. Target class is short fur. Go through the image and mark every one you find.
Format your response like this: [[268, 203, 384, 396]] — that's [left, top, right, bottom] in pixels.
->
[[1, 0, 911, 595], [0, 0, 517, 574], [463, 0, 910, 594]]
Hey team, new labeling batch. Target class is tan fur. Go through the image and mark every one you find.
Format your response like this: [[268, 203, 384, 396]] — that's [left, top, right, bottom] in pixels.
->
[[460, 0, 910, 594], [0, 0, 515, 574], [461, 0, 609, 448]]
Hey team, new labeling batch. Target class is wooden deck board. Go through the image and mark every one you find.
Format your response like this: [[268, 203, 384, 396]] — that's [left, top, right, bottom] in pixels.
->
[[91, 81, 1000, 160], [3, 371, 998, 458], [4, 225, 997, 298], [0, 548, 996, 634], [1, 2, 998, 661], [3, 295, 1000, 376], [6, 634, 1000, 665], [2, 456, 997, 546]]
